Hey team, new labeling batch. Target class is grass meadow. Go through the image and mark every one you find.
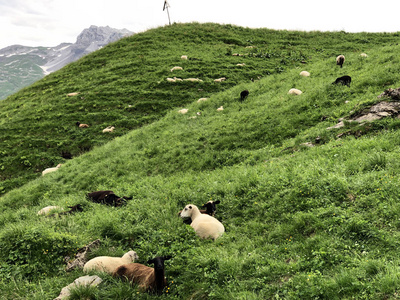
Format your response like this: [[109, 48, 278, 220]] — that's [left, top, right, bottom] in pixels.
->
[[2, 23, 400, 299]]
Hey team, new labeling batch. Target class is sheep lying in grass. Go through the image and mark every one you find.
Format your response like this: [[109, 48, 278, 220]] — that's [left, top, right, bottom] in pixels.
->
[[178, 108, 188, 114], [181, 55, 188, 60], [360, 53, 368, 57], [180, 204, 224, 240], [87, 190, 132, 207], [179, 200, 221, 224], [214, 77, 226, 82], [288, 88, 302, 95], [332, 75, 351, 87], [217, 106, 224, 111], [37, 205, 62, 215], [76, 121, 89, 128], [50, 204, 83, 217], [83, 250, 139, 274], [299, 71, 310, 77], [113, 256, 172, 294], [42, 164, 62, 176], [67, 92, 80, 97], [170, 66, 183, 72], [197, 98, 208, 103], [336, 55, 345, 68], [102, 126, 115, 133], [240, 90, 249, 101], [183, 78, 203, 82]]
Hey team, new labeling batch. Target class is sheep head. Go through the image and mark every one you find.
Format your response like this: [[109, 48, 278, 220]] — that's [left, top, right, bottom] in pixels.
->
[[180, 204, 196, 218], [201, 200, 220, 216]]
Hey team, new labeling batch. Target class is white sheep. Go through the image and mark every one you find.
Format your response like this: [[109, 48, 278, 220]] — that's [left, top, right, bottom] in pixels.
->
[[183, 78, 203, 82], [170, 66, 183, 72], [299, 71, 310, 77], [67, 92, 80, 97], [166, 78, 176, 82], [236, 63, 246, 67], [83, 250, 139, 274], [214, 77, 226, 82], [42, 164, 62, 176], [179, 204, 225, 240], [37, 205, 63, 215], [336, 55, 345, 68], [360, 53, 368, 57], [181, 55, 188, 60], [102, 126, 115, 133], [217, 106, 224, 111], [288, 88, 302, 95], [178, 108, 188, 114], [197, 98, 208, 103]]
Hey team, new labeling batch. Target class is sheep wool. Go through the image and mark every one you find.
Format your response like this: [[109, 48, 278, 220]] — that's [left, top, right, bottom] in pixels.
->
[[299, 71, 310, 77], [217, 106, 224, 111], [288, 88, 302, 95], [336, 55, 345, 68], [180, 204, 224, 240], [102, 126, 115, 133], [197, 98, 208, 103], [37, 205, 63, 215], [42, 164, 62, 176], [178, 108, 189, 114], [181, 55, 188, 60], [170, 66, 183, 72], [83, 251, 139, 274]]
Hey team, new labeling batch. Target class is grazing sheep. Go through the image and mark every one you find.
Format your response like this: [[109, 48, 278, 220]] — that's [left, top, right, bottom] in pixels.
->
[[183, 78, 203, 82], [336, 55, 345, 68], [332, 75, 351, 87], [288, 88, 302, 95], [240, 90, 249, 101], [102, 126, 115, 133], [84, 251, 139, 274], [214, 77, 226, 82], [37, 205, 63, 215], [179, 204, 225, 240], [42, 163, 62, 176], [360, 53, 368, 57], [170, 66, 183, 72], [197, 98, 208, 103], [113, 256, 172, 294], [181, 55, 188, 60], [217, 106, 224, 111], [299, 71, 310, 77], [87, 190, 132, 207], [76, 121, 89, 128], [178, 108, 189, 114]]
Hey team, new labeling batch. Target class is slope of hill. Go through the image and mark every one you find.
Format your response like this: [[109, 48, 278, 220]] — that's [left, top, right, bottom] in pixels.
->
[[0, 25, 133, 100], [2, 23, 400, 299], [1, 23, 399, 196]]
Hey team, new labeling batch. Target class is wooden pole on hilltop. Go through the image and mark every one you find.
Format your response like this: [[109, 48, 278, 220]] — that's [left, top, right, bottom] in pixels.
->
[[163, 0, 171, 25]]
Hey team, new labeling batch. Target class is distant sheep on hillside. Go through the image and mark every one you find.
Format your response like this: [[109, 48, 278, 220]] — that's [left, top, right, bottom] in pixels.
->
[[332, 75, 351, 87], [102, 126, 115, 133], [214, 77, 226, 82], [76, 122, 89, 128], [336, 55, 345, 68], [300, 71, 310, 77], [288, 88, 302, 95], [42, 164, 62, 176], [170, 66, 183, 72], [181, 55, 188, 60], [178, 108, 189, 114], [240, 90, 249, 101]]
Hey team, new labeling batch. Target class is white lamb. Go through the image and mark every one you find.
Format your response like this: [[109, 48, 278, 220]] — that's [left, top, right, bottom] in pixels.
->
[[37, 205, 63, 215], [360, 53, 368, 57], [42, 164, 62, 176], [102, 126, 115, 133], [288, 88, 302, 95], [197, 98, 208, 103], [83, 250, 139, 274], [170, 66, 183, 72], [179, 204, 224, 240], [217, 106, 224, 111], [299, 71, 310, 77], [181, 55, 188, 60], [214, 77, 226, 82], [236, 63, 246, 67]]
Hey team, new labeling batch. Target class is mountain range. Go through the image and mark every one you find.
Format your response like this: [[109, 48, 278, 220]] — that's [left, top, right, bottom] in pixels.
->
[[0, 25, 133, 100]]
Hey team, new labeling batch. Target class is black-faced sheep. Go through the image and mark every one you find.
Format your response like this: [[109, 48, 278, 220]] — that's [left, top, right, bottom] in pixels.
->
[[87, 190, 132, 207], [336, 55, 345, 68], [113, 256, 172, 294], [332, 75, 351, 87], [42, 164, 62, 176], [180, 204, 224, 240], [76, 121, 89, 128], [240, 90, 249, 101], [83, 250, 139, 274]]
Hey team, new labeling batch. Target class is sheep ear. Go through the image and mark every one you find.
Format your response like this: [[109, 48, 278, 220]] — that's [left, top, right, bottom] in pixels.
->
[[147, 259, 155, 264], [163, 255, 172, 261], [214, 200, 221, 204]]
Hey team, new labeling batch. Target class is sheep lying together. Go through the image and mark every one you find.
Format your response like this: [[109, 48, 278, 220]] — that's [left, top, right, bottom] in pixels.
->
[[84, 250, 139, 274], [180, 204, 225, 240], [87, 190, 132, 207], [113, 255, 172, 294]]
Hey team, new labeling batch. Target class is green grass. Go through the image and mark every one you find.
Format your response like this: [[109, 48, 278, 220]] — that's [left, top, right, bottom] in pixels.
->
[[2, 23, 400, 299]]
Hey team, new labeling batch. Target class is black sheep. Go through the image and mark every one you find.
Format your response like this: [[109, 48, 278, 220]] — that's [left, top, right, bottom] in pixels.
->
[[240, 90, 249, 101], [332, 75, 351, 87], [87, 190, 132, 207]]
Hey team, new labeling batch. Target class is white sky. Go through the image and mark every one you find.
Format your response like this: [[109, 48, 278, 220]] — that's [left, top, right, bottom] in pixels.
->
[[1, 0, 400, 49]]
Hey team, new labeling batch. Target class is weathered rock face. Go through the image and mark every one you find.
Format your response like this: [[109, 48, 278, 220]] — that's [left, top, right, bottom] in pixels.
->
[[378, 87, 400, 100]]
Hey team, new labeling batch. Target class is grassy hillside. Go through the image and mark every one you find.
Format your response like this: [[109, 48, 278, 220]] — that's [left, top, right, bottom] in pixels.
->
[[1, 23, 399, 195], [2, 23, 400, 299]]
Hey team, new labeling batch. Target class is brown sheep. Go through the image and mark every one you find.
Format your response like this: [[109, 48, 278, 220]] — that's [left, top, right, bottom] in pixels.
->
[[76, 121, 89, 128], [113, 256, 172, 294]]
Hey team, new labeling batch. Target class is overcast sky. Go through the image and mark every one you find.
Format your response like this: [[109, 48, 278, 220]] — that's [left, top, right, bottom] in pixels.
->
[[1, 0, 400, 49]]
